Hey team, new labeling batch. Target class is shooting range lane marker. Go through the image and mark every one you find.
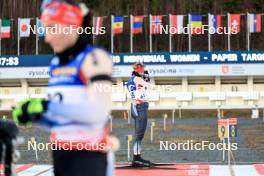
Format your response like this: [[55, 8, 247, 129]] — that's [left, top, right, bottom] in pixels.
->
[[217, 117, 238, 163], [262, 109, 264, 122], [30, 137, 39, 161], [109, 115, 113, 131], [150, 121, 155, 143], [172, 109, 175, 124], [218, 119, 229, 139], [163, 113, 168, 131], [217, 108, 221, 120], [126, 134, 133, 162], [127, 110, 131, 124], [179, 106, 182, 119], [222, 139, 225, 162]]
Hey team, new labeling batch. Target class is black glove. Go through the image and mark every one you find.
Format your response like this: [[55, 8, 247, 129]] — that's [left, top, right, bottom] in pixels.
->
[[143, 70, 150, 82]]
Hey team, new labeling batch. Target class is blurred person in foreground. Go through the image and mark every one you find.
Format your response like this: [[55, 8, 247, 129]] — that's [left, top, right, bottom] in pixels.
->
[[0, 119, 19, 176], [12, 0, 118, 175]]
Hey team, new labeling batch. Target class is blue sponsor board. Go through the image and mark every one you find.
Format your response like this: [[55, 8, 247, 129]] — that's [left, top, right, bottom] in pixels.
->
[[0, 55, 53, 67], [1, 51, 264, 67], [112, 51, 264, 65]]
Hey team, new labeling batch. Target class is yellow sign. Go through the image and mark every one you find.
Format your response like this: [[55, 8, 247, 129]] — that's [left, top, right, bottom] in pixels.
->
[[218, 124, 229, 139], [218, 119, 229, 139], [218, 118, 238, 139]]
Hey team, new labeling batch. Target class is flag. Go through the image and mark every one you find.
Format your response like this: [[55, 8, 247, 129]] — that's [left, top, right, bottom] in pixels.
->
[[151, 15, 163, 34], [93, 16, 104, 35], [37, 18, 45, 37], [208, 14, 221, 34], [113, 16, 124, 34], [1, 19, 11, 38], [248, 14, 261, 33], [170, 15, 184, 34], [132, 16, 143, 34], [191, 15, 202, 34], [19, 18, 31, 37], [229, 14, 241, 33]]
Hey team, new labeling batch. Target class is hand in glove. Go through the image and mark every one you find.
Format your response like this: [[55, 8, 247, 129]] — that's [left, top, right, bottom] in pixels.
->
[[12, 98, 48, 124], [143, 70, 150, 82]]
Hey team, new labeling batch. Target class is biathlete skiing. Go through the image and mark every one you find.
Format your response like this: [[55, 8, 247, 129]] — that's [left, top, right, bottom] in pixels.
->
[[12, 0, 118, 175], [126, 62, 154, 167]]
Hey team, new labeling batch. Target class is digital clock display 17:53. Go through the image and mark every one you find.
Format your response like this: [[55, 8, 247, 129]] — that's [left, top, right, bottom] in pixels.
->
[[0, 57, 19, 66]]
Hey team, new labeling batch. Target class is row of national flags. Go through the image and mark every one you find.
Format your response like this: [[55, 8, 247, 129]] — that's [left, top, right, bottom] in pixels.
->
[[0, 18, 44, 39], [93, 13, 262, 35], [0, 13, 262, 39]]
